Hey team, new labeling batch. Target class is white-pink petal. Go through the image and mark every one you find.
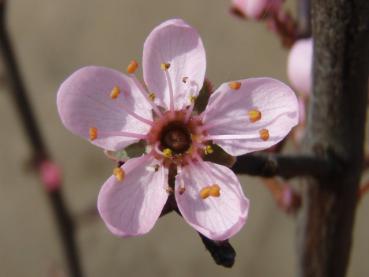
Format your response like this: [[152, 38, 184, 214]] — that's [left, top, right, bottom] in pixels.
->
[[202, 78, 299, 156], [287, 38, 313, 96], [175, 161, 249, 240], [57, 66, 153, 151], [143, 18, 206, 110], [97, 155, 168, 237]]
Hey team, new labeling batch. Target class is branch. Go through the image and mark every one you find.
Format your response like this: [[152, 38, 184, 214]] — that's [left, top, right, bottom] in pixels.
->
[[0, 2, 83, 277], [232, 153, 338, 179]]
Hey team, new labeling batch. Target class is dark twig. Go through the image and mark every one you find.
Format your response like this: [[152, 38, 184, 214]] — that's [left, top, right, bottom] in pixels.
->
[[232, 153, 339, 180], [0, 2, 83, 277], [170, 200, 236, 267], [198, 233, 236, 268]]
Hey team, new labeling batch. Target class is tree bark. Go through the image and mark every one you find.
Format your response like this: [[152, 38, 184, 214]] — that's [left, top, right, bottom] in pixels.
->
[[298, 1, 369, 277]]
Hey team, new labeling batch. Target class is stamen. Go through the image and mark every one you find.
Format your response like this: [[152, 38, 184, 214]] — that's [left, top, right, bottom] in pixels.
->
[[228, 81, 242, 90], [162, 148, 173, 158], [127, 60, 139, 74], [204, 145, 214, 155], [259, 129, 270, 141], [97, 130, 147, 140], [160, 63, 171, 71], [110, 86, 120, 99], [131, 76, 163, 117], [204, 133, 259, 141], [200, 187, 211, 199], [148, 92, 156, 101], [113, 167, 125, 181], [184, 95, 196, 123], [209, 184, 221, 197], [89, 127, 98, 141], [161, 62, 174, 111], [248, 109, 262, 122]]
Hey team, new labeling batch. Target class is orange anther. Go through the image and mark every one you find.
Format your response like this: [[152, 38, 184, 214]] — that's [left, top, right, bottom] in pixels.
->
[[113, 167, 125, 182], [248, 109, 262, 123], [209, 184, 221, 197], [89, 127, 98, 141], [200, 187, 211, 199], [160, 63, 171, 71], [259, 128, 270, 141], [228, 81, 241, 90], [127, 60, 138, 74], [110, 86, 120, 99]]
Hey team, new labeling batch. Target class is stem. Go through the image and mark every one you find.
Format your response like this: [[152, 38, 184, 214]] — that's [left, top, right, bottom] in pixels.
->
[[297, 1, 369, 276], [232, 153, 338, 180], [0, 2, 83, 277]]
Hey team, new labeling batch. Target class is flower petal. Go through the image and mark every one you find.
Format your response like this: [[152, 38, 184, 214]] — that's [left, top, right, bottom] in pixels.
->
[[97, 155, 168, 237], [175, 161, 249, 240], [143, 18, 206, 110], [232, 0, 282, 19], [287, 38, 313, 96], [57, 66, 153, 151], [202, 78, 299, 156]]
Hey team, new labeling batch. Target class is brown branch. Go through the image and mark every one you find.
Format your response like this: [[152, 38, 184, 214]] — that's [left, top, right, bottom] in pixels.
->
[[232, 153, 339, 180], [297, 1, 369, 277]]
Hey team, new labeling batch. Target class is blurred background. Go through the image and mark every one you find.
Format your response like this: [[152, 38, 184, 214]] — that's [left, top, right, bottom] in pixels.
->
[[0, 0, 368, 276]]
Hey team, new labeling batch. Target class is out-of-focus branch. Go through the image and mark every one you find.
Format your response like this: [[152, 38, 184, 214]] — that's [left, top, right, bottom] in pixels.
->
[[232, 153, 339, 180], [0, 2, 83, 277], [297, 1, 369, 276]]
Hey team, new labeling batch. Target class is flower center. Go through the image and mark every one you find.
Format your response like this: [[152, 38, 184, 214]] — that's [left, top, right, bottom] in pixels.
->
[[160, 121, 191, 154]]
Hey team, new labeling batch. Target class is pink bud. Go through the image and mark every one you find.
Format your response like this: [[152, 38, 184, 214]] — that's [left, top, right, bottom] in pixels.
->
[[231, 0, 282, 20], [287, 38, 313, 96], [39, 160, 62, 191]]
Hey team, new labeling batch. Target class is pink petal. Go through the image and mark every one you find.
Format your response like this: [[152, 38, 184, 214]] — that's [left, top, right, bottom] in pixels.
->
[[97, 155, 168, 237], [57, 66, 153, 151], [202, 78, 299, 156], [143, 19, 206, 110], [175, 161, 249, 240], [287, 38, 313, 96]]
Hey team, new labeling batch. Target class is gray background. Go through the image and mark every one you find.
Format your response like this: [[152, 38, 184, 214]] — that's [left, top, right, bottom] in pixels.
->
[[0, 0, 368, 276]]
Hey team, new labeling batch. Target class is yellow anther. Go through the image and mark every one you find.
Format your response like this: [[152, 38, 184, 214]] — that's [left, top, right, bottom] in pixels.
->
[[248, 109, 262, 123], [89, 127, 98, 141], [189, 95, 197, 104], [163, 148, 173, 158], [179, 187, 186, 195], [228, 81, 242, 90], [110, 86, 120, 99], [259, 128, 270, 141], [161, 63, 171, 71], [113, 167, 125, 182], [204, 145, 214, 155], [182, 76, 189, 83], [209, 184, 221, 197], [148, 92, 156, 101], [127, 60, 138, 74], [200, 187, 211, 199]]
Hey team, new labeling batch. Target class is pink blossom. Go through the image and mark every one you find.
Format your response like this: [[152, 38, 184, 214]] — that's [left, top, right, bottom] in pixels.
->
[[57, 19, 299, 240], [231, 0, 282, 19], [287, 38, 313, 96]]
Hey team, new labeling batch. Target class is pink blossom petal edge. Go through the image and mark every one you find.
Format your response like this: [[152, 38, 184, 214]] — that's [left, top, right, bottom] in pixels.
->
[[287, 38, 313, 96], [97, 155, 168, 237], [57, 66, 153, 151], [202, 78, 299, 156], [175, 161, 249, 241], [143, 18, 206, 110]]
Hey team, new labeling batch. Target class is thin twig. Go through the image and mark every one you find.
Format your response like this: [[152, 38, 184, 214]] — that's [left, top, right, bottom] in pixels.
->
[[232, 153, 339, 180], [0, 2, 83, 277]]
